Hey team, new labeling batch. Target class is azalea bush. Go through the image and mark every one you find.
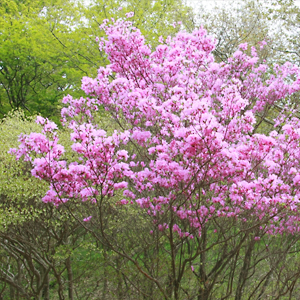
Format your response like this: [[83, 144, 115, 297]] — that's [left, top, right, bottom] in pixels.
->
[[10, 16, 300, 299]]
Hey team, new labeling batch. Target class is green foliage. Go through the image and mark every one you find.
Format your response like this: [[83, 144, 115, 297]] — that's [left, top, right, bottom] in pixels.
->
[[85, 0, 194, 44], [0, 1, 69, 119], [0, 0, 194, 122], [0, 110, 46, 229]]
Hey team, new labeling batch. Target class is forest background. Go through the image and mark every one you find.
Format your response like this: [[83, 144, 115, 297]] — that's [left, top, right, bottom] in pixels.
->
[[2, 0, 300, 299]]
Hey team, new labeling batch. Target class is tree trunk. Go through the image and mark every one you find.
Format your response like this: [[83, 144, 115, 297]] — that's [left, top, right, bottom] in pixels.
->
[[198, 226, 209, 300], [102, 250, 108, 300], [198, 286, 210, 300], [66, 257, 74, 300], [116, 258, 123, 300], [10, 284, 15, 300], [42, 272, 50, 300], [235, 236, 255, 300]]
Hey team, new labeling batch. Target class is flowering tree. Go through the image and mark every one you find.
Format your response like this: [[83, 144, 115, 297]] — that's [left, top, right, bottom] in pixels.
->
[[10, 16, 300, 299]]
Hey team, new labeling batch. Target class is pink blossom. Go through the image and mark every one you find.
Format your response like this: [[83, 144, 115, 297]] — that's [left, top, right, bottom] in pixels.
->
[[10, 17, 300, 244], [83, 216, 92, 222], [125, 12, 134, 18]]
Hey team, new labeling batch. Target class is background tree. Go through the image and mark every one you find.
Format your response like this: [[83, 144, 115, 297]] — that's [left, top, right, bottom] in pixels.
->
[[0, 0, 78, 120], [192, 0, 273, 62], [265, 0, 300, 65], [192, 0, 300, 66], [0, 0, 194, 121]]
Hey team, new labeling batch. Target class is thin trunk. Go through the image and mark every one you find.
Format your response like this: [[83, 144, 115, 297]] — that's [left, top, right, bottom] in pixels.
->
[[54, 272, 65, 300], [10, 284, 15, 300], [43, 272, 50, 300], [116, 258, 123, 300], [102, 250, 108, 300], [235, 236, 255, 300], [66, 257, 74, 300], [198, 226, 209, 300], [198, 287, 210, 300], [16, 260, 21, 300]]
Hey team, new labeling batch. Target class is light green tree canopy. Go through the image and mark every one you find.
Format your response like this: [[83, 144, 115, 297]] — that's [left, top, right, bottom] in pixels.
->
[[0, 0, 194, 121]]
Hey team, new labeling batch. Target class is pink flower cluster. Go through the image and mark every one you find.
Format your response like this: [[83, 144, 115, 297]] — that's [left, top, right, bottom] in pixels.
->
[[11, 18, 300, 235]]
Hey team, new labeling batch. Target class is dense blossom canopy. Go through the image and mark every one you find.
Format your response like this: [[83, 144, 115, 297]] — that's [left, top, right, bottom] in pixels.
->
[[11, 17, 300, 238]]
